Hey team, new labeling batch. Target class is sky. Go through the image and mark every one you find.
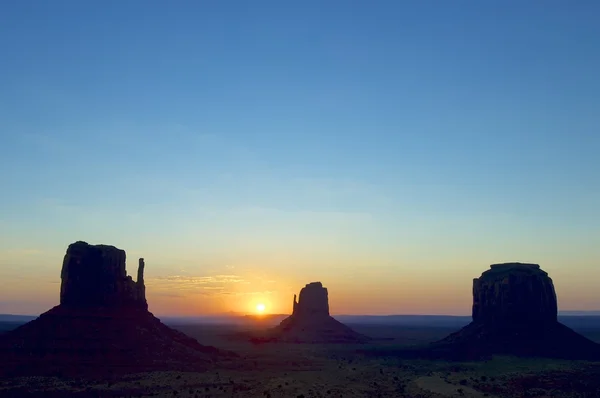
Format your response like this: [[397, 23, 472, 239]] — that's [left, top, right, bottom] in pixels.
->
[[0, 1, 599, 316]]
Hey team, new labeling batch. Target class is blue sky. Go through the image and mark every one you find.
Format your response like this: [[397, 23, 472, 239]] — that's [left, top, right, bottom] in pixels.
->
[[0, 1, 599, 315]]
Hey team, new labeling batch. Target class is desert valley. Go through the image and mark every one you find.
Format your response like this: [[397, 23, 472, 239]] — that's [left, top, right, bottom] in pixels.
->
[[1, 242, 600, 397]]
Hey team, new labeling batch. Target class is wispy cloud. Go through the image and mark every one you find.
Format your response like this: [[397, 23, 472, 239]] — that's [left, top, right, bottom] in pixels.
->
[[218, 290, 277, 297], [150, 292, 186, 299], [145, 273, 280, 299], [148, 274, 245, 285], [146, 274, 246, 296]]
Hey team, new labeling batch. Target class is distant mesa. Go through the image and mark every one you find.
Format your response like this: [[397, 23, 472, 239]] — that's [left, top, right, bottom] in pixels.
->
[[250, 282, 371, 344], [0, 241, 236, 377], [425, 262, 600, 360]]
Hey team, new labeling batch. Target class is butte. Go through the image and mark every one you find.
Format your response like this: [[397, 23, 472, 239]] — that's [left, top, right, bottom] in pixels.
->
[[0, 241, 236, 377], [251, 282, 370, 343], [425, 262, 600, 360]]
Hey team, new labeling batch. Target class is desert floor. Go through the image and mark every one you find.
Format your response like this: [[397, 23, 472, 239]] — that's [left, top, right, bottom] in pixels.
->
[[1, 322, 600, 397]]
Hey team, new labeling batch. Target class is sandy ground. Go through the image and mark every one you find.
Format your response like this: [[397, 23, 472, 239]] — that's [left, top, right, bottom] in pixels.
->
[[1, 323, 600, 397]]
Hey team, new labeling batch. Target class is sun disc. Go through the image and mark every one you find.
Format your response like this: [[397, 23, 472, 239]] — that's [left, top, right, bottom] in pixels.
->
[[256, 303, 266, 313]]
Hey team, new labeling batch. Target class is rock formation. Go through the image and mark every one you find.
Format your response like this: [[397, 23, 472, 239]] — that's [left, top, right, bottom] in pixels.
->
[[60, 241, 147, 310], [471, 263, 558, 327], [426, 262, 600, 360], [293, 282, 330, 317], [0, 241, 236, 377], [251, 282, 370, 343]]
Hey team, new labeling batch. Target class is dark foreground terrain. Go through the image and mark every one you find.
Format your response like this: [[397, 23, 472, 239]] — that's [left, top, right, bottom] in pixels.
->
[[1, 320, 600, 397]]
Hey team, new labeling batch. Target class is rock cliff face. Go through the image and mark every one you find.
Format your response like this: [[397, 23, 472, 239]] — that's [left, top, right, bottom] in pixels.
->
[[60, 241, 147, 310], [426, 262, 600, 360], [293, 282, 330, 317], [0, 241, 236, 377], [251, 282, 370, 344], [472, 263, 557, 327]]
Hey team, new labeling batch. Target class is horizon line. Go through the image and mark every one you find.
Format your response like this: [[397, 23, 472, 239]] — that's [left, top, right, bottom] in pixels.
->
[[3, 310, 600, 318]]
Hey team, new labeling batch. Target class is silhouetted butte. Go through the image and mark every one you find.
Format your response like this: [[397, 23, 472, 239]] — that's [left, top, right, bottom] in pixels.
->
[[251, 282, 370, 343], [424, 263, 600, 360], [0, 241, 236, 377]]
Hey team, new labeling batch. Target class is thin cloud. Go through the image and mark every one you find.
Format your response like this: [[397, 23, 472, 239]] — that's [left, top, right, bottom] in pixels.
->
[[149, 292, 186, 299], [145, 274, 278, 298], [148, 274, 245, 285], [146, 274, 246, 295], [217, 290, 276, 297]]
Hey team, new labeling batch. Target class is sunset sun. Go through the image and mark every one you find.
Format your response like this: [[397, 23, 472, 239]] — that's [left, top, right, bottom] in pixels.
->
[[256, 303, 266, 313]]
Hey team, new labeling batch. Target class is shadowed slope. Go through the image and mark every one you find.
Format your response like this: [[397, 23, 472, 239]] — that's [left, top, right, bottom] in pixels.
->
[[424, 317, 600, 360]]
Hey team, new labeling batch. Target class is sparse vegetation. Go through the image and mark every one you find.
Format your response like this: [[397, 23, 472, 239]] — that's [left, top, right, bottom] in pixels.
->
[[1, 322, 599, 397]]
